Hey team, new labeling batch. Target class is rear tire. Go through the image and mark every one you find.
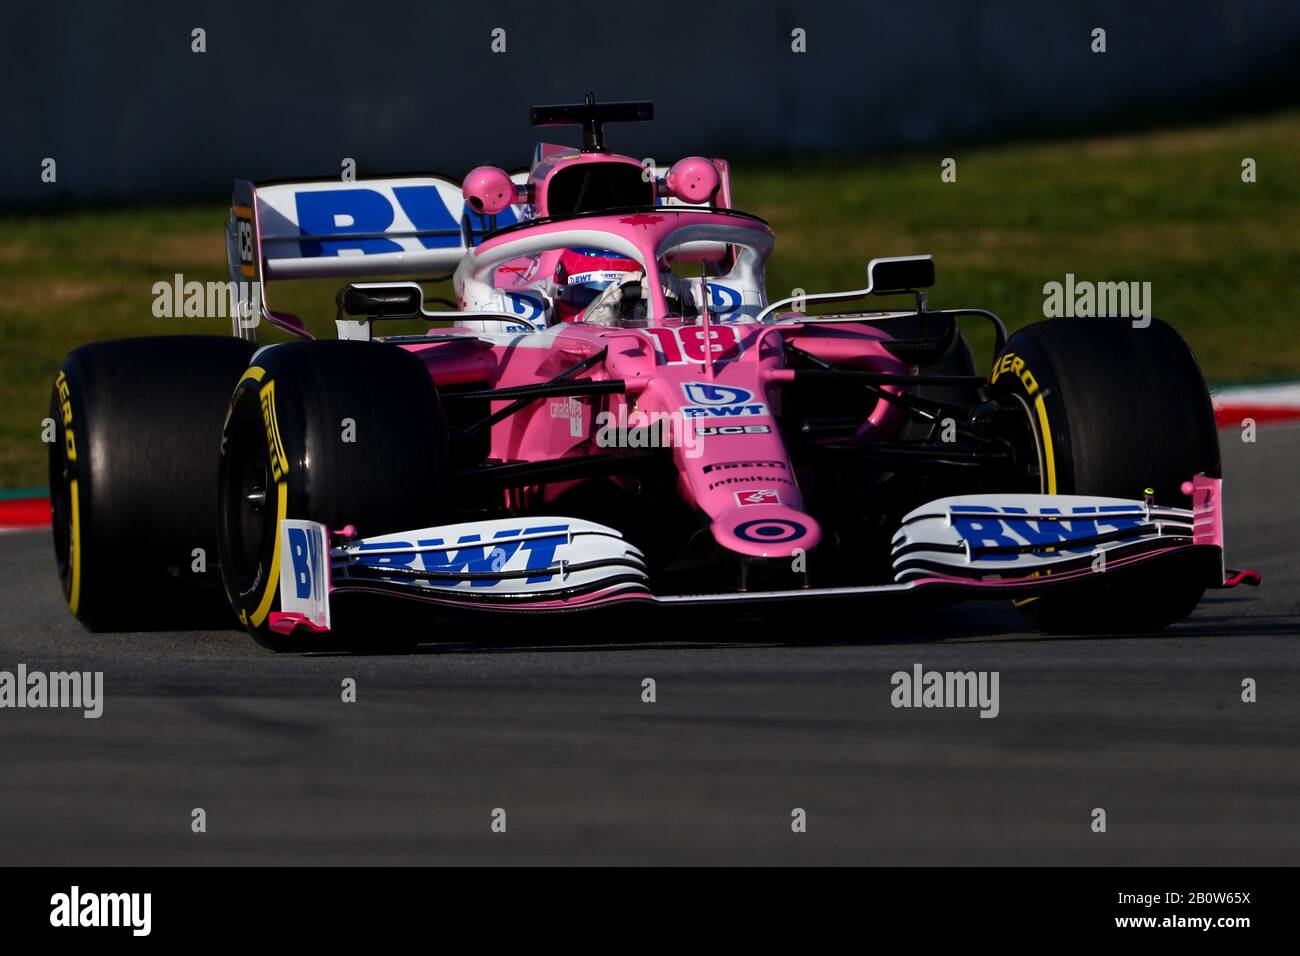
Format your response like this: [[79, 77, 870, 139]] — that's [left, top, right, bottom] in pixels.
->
[[987, 318, 1220, 634], [216, 341, 448, 651], [49, 336, 257, 631]]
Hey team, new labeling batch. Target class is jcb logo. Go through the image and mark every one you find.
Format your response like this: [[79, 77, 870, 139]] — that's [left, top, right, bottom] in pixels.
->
[[259, 380, 289, 481], [54, 371, 76, 462], [990, 352, 1039, 396], [238, 219, 254, 263]]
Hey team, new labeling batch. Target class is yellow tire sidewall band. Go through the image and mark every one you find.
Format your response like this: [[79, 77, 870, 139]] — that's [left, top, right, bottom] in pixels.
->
[[250, 481, 287, 628], [68, 478, 81, 615], [239, 365, 287, 628], [1033, 392, 1057, 494]]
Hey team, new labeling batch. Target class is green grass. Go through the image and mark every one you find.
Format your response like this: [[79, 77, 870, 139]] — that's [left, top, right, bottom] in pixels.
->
[[2, 110, 1298, 487]]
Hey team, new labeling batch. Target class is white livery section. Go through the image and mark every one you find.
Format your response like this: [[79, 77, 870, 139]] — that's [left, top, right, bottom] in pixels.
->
[[228, 174, 529, 285], [278, 519, 332, 629], [335, 516, 648, 598], [890, 493, 1195, 582]]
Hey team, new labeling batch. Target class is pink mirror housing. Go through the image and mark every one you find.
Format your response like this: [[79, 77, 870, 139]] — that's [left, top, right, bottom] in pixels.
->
[[665, 157, 720, 204], [462, 166, 516, 215]]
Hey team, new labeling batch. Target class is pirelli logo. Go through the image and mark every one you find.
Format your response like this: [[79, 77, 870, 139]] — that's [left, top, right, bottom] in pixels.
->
[[259, 380, 289, 481]]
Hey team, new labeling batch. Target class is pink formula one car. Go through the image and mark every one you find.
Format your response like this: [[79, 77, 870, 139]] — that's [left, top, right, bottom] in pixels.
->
[[49, 97, 1258, 649]]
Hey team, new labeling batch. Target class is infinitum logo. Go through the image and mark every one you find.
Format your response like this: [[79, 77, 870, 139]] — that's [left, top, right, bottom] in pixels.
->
[[50, 886, 151, 936]]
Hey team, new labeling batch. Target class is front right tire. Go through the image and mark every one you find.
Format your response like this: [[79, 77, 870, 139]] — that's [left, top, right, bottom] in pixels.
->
[[987, 317, 1221, 633]]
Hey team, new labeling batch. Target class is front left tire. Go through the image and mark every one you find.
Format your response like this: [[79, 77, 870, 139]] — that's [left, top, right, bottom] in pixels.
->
[[986, 317, 1220, 633], [216, 340, 449, 650], [49, 336, 257, 631]]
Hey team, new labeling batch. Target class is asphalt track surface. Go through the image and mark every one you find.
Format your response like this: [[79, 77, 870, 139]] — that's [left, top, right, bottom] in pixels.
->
[[0, 426, 1296, 866]]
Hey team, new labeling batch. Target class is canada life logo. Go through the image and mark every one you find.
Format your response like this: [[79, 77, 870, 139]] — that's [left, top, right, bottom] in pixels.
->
[[680, 383, 768, 418]]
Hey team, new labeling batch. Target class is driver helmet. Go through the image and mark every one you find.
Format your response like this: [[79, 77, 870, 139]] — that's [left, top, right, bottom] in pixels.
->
[[554, 247, 641, 322]]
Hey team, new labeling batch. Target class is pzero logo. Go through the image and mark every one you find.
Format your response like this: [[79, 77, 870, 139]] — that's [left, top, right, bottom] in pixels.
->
[[735, 489, 781, 507], [680, 382, 768, 418], [988, 352, 1040, 396], [50, 886, 151, 936], [54, 370, 76, 462]]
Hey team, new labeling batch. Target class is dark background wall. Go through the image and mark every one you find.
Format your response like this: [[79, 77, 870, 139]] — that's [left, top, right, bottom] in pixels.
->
[[5, 0, 1299, 206]]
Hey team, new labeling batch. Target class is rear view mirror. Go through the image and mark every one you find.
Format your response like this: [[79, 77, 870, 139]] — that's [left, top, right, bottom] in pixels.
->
[[869, 256, 935, 295]]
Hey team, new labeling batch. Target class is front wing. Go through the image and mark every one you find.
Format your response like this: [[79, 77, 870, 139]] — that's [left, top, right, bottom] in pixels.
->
[[266, 477, 1258, 636]]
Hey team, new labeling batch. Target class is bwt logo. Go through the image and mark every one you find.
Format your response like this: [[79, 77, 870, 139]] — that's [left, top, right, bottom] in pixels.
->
[[358, 527, 568, 587], [680, 382, 769, 418], [287, 527, 325, 601], [503, 292, 546, 325], [293, 187, 519, 257], [951, 506, 1143, 560], [705, 283, 742, 318], [682, 383, 751, 406]]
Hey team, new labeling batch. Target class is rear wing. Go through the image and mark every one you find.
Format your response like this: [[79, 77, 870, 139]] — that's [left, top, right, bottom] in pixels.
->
[[226, 175, 524, 339]]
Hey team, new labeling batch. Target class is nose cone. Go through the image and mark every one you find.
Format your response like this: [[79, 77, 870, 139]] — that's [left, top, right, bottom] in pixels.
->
[[711, 503, 822, 560]]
